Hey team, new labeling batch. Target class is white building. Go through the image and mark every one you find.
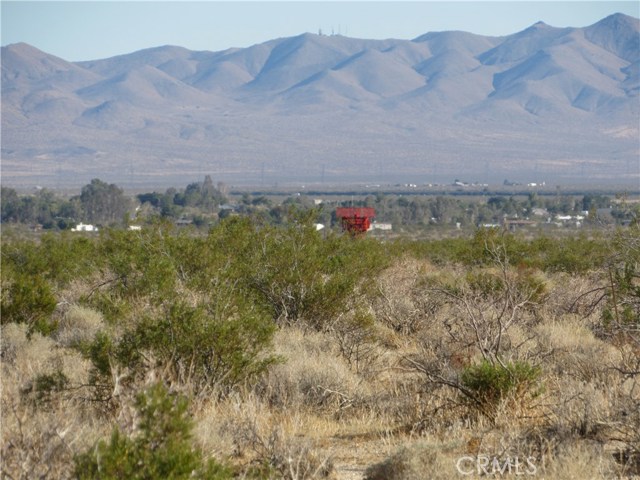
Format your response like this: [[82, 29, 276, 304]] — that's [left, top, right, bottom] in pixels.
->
[[71, 223, 98, 232], [370, 222, 392, 231]]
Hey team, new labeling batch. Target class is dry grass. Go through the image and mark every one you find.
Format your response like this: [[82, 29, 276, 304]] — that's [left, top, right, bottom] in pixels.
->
[[54, 304, 104, 349], [1, 323, 106, 479], [193, 393, 339, 479], [2, 256, 638, 479], [258, 328, 371, 414], [535, 314, 621, 382]]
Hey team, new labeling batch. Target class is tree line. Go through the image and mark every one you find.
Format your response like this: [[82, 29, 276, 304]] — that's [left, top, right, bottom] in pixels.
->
[[1, 177, 635, 231]]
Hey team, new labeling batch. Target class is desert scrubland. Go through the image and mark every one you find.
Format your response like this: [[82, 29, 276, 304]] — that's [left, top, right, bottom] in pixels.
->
[[1, 220, 639, 479]]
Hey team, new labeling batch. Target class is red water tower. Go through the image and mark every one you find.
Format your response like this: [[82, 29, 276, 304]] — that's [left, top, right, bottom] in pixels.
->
[[336, 207, 375, 236]]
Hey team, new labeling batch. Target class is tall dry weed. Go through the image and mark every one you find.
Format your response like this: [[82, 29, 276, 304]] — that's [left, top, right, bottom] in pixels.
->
[[54, 304, 104, 348], [373, 258, 449, 335], [258, 328, 370, 415], [1, 323, 105, 479], [199, 393, 335, 479]]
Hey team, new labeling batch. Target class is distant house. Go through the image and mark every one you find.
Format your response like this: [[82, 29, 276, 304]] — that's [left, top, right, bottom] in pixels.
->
[[71, 223, 98, 232], [553, 214, 585, 227], [370, 222, 392, 231], [128, 225, 142, 231]]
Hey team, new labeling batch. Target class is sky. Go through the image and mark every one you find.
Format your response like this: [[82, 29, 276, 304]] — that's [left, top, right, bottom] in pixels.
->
[[2, 1, 639, 61]]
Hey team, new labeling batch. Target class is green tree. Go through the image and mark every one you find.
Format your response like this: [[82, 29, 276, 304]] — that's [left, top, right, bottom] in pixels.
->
[[1, 187, 20, 222], [78, 178, 131, 225], [173, 176, 226, 212]]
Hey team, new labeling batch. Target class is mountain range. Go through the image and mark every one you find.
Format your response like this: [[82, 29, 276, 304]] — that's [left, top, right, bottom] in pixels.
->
[[2, 13, 639, 188]]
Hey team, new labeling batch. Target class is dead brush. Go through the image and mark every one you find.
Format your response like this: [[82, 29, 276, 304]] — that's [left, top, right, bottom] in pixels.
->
[[535, 314, 621, 383], [329, 308, 383, 378], [222, 397, 335, 480], [0, 322, 109, 479], [372, 258, 448, 335], [233, 420, 335, 480], [1, 380, 106, 480], [2, 400, 76, 480], [543, 271, 605, 318], [363, 439, 465, 480]]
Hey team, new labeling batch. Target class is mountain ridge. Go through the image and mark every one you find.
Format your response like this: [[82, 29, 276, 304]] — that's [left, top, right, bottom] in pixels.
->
[[2, 13, 638, 187]]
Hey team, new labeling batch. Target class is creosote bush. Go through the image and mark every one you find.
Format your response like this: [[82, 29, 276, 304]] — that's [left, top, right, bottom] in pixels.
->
[[74, 383, 232, 479], [212, 213, 389, 329], [134, 301, 278, 395], [1, 220, 638, 478], [1, 273, 57, 336], [80, 299, 278, 402]]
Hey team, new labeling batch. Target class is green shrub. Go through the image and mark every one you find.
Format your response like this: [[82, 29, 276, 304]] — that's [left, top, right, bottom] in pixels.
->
[[1, 233, 99, 336], [603, 226, 640, 329], [211, 214, 389, 328], [396, 231, 610, 274], [461, 359, 542, 416], [84, 330, 117, 374], [0, 273, 57, 336], [135, 301, 277, 394], [465, 269, 504, 297], [96, 227, 178, 303], [541, 235, 608, 274], [74, 383, 232, 479], [80, 298, 277, 400], [1, 233, 96, 285]]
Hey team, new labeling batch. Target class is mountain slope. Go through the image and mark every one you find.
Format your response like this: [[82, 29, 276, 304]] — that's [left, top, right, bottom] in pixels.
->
[[2, 14, 638, 187]]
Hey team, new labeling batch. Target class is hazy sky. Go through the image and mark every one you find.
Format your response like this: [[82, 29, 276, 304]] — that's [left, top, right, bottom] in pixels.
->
[[2, 1, 638, 61]]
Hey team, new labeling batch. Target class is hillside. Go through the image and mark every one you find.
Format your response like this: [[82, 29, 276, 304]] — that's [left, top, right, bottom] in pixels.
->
[[1, 13, 638, 187]]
